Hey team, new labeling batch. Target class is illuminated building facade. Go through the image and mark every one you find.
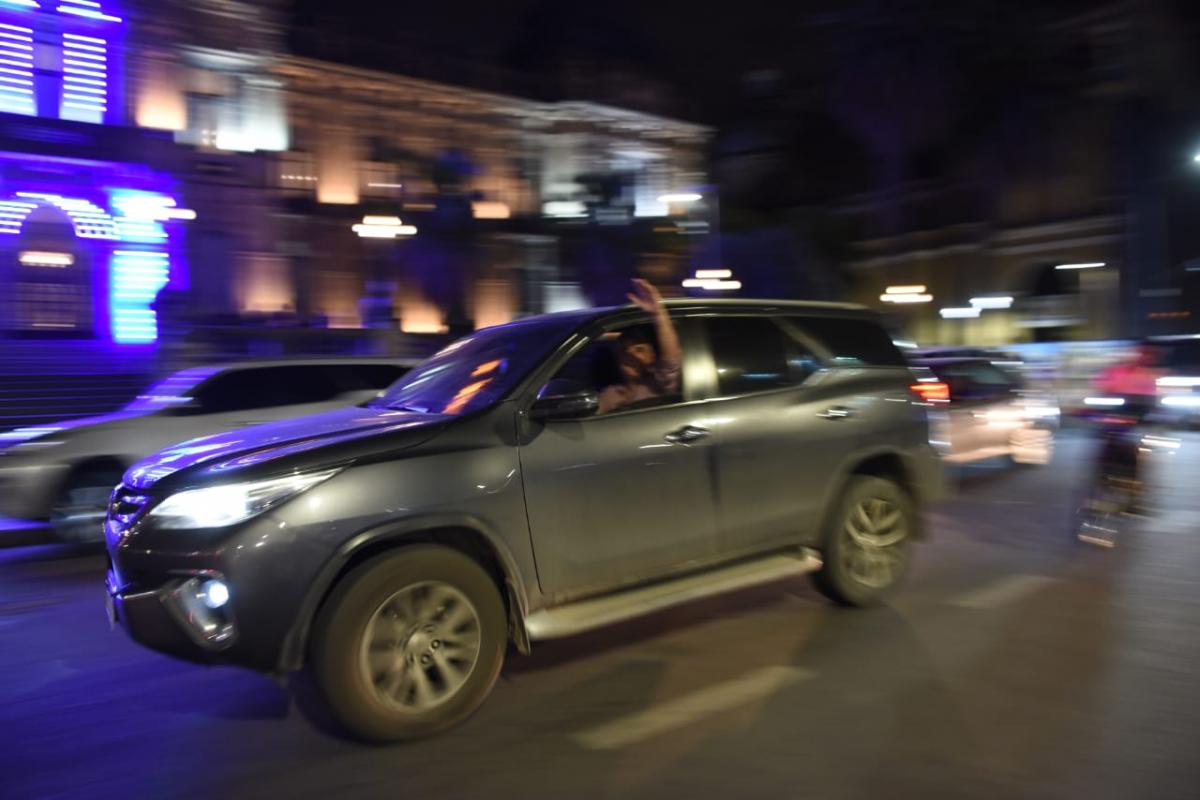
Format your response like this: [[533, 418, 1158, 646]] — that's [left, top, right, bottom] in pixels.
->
[[0, 0, 709, 352], [0, 0, 183, 344], [267, 57, 709, 332], [0, 0, 289, 352]]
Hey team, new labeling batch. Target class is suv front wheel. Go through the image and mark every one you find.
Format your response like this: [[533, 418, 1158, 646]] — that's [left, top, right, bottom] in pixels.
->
[[310, 545, 508, 741], [811, 475, 912, 607]]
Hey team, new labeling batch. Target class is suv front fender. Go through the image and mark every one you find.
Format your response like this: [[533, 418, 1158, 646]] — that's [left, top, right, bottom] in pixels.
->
[[275, 512, 534, 673]]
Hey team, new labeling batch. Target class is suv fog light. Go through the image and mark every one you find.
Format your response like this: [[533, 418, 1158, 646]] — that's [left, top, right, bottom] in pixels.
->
[[167, 576, 237, 649], [201, 579, 230, 609]]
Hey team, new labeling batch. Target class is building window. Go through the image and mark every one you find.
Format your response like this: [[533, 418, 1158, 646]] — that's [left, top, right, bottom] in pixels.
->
[[0, 1, 121, 124], [361, 161, 403, 198], [279, 151, 317, 194], [60, 33, 108, 123], [0, 22, 36, 116]]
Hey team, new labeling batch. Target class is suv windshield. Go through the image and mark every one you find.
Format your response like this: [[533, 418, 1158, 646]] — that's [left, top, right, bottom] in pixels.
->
[[370, 318, 576, 415]]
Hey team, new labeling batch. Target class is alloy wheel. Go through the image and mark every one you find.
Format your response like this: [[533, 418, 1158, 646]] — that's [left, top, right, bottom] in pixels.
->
[[358, 581, 483, 712]]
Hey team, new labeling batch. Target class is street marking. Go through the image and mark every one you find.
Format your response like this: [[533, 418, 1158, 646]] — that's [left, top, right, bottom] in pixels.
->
[[951, 574, 1059, 610], [573, 665, 814, 750]]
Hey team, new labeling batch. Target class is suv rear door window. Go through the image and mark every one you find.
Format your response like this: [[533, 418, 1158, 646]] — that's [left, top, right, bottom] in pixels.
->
[[790, 316, 906, 367], [706, 316, 817, 396], [192, 366, 341, 413]]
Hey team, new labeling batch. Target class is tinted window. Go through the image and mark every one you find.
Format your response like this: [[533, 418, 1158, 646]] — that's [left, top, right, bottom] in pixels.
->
[[546, 322, 686, 414], [372, 319, 573, 415], [551, 332, 628, 393], [791, 316, 906, 367], [192, 366, 341, 413], [708, 316, 816, 396]]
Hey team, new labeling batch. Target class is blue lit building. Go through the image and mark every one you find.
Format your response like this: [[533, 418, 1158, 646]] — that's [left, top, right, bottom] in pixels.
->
[[0, 0, 286, 349], [0, 0, 183, 344]]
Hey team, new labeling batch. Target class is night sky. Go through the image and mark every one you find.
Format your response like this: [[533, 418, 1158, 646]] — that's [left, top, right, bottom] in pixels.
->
[[288, 0, 1154, 124], [289, 0, 855, 121]]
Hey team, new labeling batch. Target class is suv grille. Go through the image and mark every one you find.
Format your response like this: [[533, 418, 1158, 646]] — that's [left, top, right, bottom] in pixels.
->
[[107, 485, 150, 539]]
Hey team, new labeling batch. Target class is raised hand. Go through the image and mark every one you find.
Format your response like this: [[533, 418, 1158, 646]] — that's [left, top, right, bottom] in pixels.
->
[[627, 279, 664, 314]]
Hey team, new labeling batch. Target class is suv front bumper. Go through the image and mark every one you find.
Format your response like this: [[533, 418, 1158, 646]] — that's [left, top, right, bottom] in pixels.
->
[[105, 569, 237, 664]]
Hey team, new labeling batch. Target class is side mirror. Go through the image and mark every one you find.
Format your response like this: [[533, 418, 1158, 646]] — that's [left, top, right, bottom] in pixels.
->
[[531, 379, 599, 420]]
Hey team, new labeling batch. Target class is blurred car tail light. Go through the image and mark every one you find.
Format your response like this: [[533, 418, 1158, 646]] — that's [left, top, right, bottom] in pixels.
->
[[911, 381, 950, 403]]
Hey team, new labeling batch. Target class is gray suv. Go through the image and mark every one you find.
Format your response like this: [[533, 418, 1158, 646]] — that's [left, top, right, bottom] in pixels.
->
[[105, 300, 944, 741]]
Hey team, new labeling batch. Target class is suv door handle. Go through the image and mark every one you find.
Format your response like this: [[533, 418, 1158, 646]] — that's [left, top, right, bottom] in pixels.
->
[[817, 406, 855, 420], [664, 424, 710, 444]]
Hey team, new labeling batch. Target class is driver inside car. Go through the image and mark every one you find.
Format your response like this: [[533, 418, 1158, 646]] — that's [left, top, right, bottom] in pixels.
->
[[597, 279, 683, 414]]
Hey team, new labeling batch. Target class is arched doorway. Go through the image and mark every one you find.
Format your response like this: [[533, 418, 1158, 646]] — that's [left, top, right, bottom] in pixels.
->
[[5, 205, 92, 336]]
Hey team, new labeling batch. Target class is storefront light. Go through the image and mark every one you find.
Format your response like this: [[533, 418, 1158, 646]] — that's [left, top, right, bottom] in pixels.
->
[[471, 201, 510, 220], [352, 215, 417, 238], [881, 293, 933, 304], [969, 296, 1014, 310], [682, 277, 741, 291], [19, 251, 74, 267]]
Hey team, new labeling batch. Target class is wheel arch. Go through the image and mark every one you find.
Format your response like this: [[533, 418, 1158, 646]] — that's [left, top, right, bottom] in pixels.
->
[[277, 513, 533, 674], [817, 447, 925, 545]]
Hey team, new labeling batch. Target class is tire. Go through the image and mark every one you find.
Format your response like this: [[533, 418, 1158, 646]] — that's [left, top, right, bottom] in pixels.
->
[[50, 466, 123, 544], [811, 476, 913, 608], [309, 545, 507, 742]]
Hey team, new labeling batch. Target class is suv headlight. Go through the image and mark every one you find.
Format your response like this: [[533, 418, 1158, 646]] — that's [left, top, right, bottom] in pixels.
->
[[147, 469, 339, 530]]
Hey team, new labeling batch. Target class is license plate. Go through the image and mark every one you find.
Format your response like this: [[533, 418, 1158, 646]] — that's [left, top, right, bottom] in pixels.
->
[[104, 590, 116, 630]]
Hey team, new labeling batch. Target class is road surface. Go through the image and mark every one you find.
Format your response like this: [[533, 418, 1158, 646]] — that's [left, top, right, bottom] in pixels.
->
[[2, 433, 1198, 800]]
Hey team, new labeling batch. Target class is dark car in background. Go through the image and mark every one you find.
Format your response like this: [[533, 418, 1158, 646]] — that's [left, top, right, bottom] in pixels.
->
[[104, 300, 945, 741], [0, 358, 414, 542]]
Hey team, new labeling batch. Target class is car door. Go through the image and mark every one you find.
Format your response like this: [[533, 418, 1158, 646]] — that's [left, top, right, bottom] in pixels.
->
[[693, 315, 857, 556], [519, 318, 719, 599]]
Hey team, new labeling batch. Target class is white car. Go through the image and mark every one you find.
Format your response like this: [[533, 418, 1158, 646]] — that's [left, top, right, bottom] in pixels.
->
[[0, 358, 414, 542], [913, 356, 1057, 467]]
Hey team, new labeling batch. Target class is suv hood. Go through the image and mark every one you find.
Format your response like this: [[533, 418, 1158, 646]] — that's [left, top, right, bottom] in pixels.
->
[[124, 406, 448, 491]]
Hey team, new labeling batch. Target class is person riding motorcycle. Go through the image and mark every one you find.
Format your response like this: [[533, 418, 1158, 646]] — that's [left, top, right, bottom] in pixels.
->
[[1087, 341, 1163, 520]]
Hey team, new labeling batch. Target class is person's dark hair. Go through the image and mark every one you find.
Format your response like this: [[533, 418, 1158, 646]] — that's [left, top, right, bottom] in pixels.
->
[[617, 326, 655, 349]]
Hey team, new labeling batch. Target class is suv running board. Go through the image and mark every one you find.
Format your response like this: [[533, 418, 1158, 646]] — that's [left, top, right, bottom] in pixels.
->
[[524, 549, 823, 641]]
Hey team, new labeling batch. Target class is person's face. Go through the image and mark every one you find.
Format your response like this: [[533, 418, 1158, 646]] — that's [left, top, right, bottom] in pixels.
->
[[620, 341, 657, 379]]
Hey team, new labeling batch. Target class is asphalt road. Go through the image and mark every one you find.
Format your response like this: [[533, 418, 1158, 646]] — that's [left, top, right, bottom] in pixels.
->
[[2, 433, 1198, 800]]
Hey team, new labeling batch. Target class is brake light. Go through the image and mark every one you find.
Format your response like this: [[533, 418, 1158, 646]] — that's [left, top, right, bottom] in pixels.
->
[[911, 381, 950, 403]]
